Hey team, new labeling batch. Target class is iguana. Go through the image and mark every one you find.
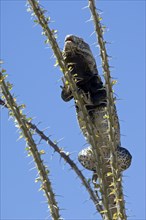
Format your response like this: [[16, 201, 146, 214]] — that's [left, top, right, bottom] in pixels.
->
[[61, 35, 132, 172]]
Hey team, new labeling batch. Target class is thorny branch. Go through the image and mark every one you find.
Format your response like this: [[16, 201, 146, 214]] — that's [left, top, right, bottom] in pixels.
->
[[89, 0, 127, 219], [0, 72, 61, 220]]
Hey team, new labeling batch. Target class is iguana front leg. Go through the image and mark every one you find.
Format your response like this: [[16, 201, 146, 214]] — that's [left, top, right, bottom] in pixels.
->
[[61, 84, 73, 102]]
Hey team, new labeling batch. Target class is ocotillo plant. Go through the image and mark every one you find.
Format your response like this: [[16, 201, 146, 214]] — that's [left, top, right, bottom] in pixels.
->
[[1, 1, 133, 219]]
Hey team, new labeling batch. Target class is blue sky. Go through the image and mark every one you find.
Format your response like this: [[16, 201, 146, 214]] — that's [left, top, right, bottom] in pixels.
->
[[1, 0, 145, 219]]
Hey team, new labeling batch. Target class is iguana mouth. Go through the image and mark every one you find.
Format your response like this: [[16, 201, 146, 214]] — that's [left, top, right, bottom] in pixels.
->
[[65, 35, 74, 43], [64, 35, 76, 52], [63, 35, 75, 53]]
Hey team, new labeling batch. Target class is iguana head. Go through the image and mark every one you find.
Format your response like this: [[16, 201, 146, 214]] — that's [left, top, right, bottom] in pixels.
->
[[63, 35, 98, 75], [61, 35, 107, 106]]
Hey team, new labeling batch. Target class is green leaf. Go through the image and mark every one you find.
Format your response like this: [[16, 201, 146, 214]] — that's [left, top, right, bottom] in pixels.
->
[[44, 39, 49, 44], [103, 114, 109, 119], [39, 150, 45, 155], [112, 80, 118, 85], [34, 19, 38, 23], [1, 69, 6, 73], [54, 60, 58, 67], [52, 29, 58, 34], [46, 169, 50, 175], [19, 134, 24, 139], [35, 177, 41, 183], [109, 189, 116, 195], [100, 210, 108, 214], [46, 16, 51, 22], [99, 17, 102, 21], [106, 172, 113, 177], [7, 82, 13, 90], [27, 151, 32, 157], [19, 104, 26, 109]]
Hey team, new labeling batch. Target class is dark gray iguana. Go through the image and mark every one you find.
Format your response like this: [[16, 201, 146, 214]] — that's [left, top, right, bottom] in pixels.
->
[[61, 35, 132, 173]]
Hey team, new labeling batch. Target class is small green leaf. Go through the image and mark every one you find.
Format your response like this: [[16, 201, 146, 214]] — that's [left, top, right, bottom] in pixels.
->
[[109, 189, 116, 196], [46, 169, 50, 175], [39, 150, 45, 155], [106, 172, 113, 177], [94, 183, 100, 189], [6, 82, 13, 90], [27, 7, 31, 13], [19, 104, 26, 109], [0, 74, 7, 82], [99, 17, 102, 21], [27, 151, 32, 157], [38, 185, 43, 191], [35, 177, 41, 183], [109, 182, 114, 187], [34, 19, 38, 23], [112, 80, 117, 85], [103, 114, 109, 119], [65, 80, 69, 85], [46, 16, 51, 22], [100, 210, 108, 214], [19, 134, 24, 139], [26, 117, 32, 123], [44, 39, 49, 44], [54, 60, 58, 67], [1, 69, 6, 73], [52, 29, 58, 34]]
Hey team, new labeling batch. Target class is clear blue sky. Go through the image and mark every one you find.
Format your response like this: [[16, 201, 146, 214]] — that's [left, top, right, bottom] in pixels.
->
[[1, 1, 145, 219]]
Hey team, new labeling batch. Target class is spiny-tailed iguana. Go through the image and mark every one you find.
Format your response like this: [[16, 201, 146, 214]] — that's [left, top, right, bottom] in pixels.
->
[[61, 34, 132, 172]]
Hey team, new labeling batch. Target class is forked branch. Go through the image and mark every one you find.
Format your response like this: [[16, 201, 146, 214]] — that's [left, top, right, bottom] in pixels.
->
[[0, 76, 103, 215]]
